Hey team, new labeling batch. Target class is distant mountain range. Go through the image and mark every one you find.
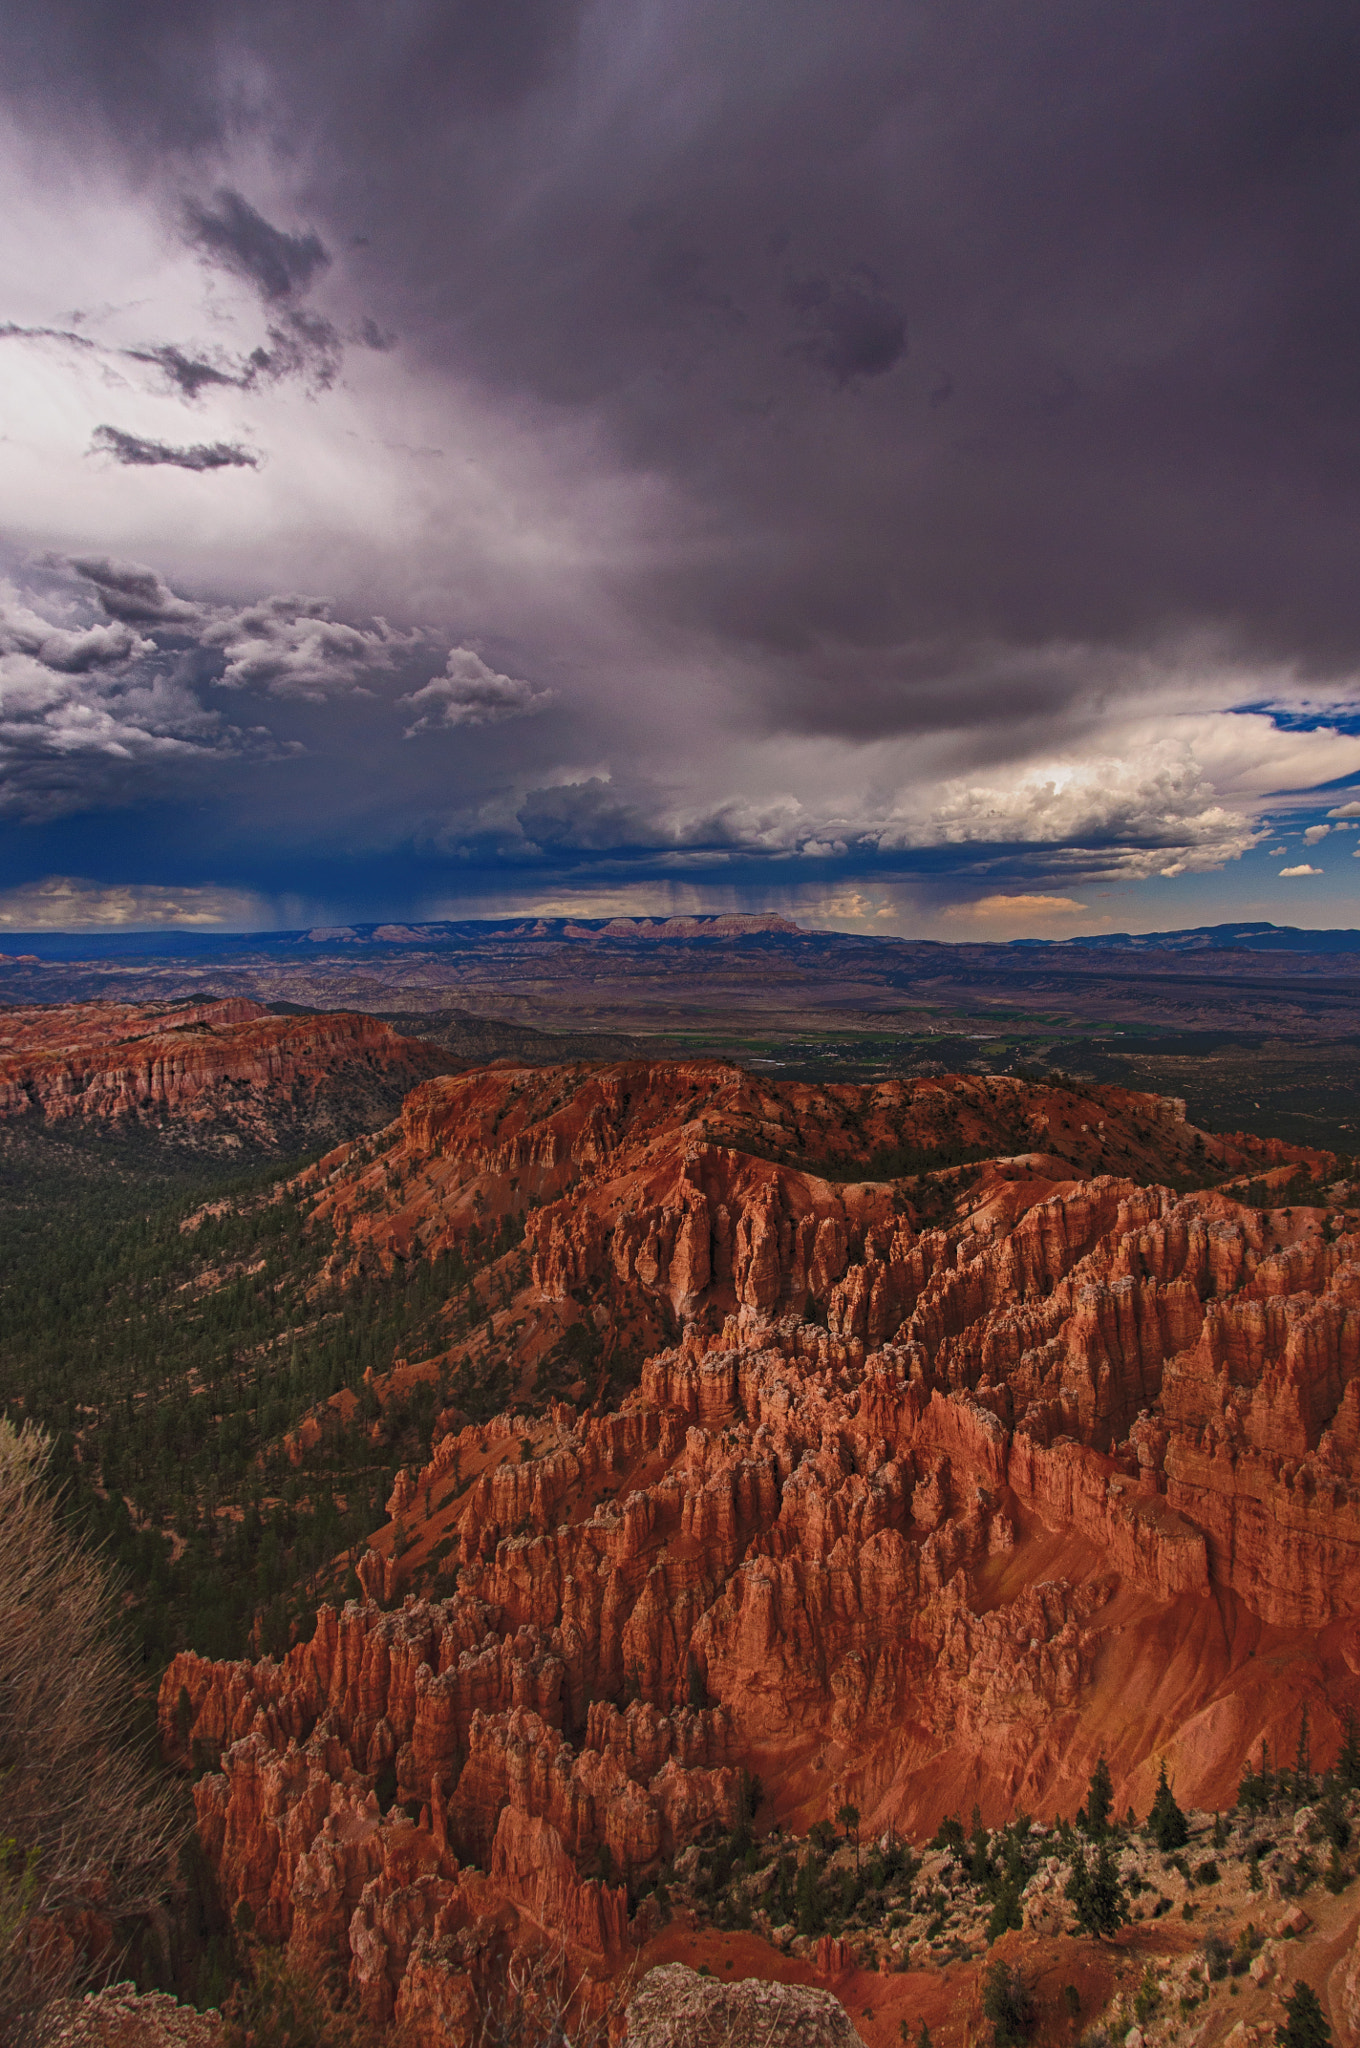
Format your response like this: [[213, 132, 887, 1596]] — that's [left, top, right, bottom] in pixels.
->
[[2, 912, 1360, 961], [0, 910, 802, 961], [1010, 920, 1360, 954]]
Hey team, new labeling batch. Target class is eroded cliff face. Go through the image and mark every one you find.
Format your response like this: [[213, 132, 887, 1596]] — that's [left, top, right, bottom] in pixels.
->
[[303, 1061, 1271, 1287], [298, 1060, 1302, 1406], [0, 998, 452, 1146], [160, 1063, 1360, 2031]]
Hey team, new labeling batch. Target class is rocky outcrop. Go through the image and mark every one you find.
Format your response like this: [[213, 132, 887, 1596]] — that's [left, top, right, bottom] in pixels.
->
[[1341, 1916, 1360, 2039], [303, 1060, 1294, 1289], [0, 998, 451, 1146], [46, 1983, 222, 2047], [625, 1962, 862, 2046], [161, 1063, 1360, 2033]]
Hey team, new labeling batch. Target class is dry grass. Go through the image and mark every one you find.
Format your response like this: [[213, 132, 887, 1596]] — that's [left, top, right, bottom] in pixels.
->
[[0, 1420, 183, 2046], [473, 1941, 639, 2048]]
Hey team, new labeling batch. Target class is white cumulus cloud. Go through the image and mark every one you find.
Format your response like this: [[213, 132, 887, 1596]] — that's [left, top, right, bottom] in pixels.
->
[[204, 595, 421, 698], [402, 647, 554, 733]]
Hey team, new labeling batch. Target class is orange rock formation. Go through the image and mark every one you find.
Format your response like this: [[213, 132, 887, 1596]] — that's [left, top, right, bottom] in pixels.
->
[[0, 997, 450, 1143], [159, 1061, 1360, 2030]]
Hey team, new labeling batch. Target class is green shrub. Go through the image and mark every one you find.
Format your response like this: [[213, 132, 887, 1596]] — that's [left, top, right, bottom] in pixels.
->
[[1134, 1967, 1161, 2021]]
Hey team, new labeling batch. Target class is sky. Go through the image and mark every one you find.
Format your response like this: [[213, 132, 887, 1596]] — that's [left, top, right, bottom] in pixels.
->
[[2, 2, 1360, 939]]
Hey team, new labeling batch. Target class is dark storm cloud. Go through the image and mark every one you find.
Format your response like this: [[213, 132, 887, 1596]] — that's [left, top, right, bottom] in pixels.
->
[[140, 1, 1360, 677], [1, 1, 590, 154], [183, 189, 330, 302], [14, 2, 1360, 672], [70, 557, 201, 626], [179, 189, 343, 389], [88, 425, 261, 471], [7, 0, 1360, 908], [0, 314, 313, 407], [238, 308, 342, 392], [124, 343, 246, 398], [0, 320, 96, 353], [786, 272, 907, 387], [353, 317, 397, 352], [517, 780, 658, 855]]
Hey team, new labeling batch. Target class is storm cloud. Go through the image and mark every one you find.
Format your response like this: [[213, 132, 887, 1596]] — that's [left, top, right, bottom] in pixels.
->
[[203, 596, 421, 698], [183, 189, 330, 304], [403, 649, 555, 733], [2, 1, 1360, 928], [71, 558, 203, 628], [124, 343, 248, 399], [89, 425, 261, 471]]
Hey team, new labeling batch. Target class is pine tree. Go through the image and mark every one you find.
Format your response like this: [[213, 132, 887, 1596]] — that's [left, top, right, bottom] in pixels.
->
[[986, 1881, 1024, 1943], [795, 1856, 825, 1937], [1276, 1980, 1331, 2048], [982, 1960, 1034, 2046], [1082, 1754, 1114, 1836], [1149, 1760, 1189, 1850], [1294, 1708, 1314, 1804], [837, 1801, 861, 1873], [969, 1804, 993, 1884], [1319, 1773, 1351, 1850], [1338, 1709, 1360, 1792], [1065, 1840, 1127, 1939], [1239, 1741, 1273, 1816], [931, 1813, 966, 1853]]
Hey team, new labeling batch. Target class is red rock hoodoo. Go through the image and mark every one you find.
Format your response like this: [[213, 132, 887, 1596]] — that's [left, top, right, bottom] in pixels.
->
[[159, 1060, 1360, 2029]]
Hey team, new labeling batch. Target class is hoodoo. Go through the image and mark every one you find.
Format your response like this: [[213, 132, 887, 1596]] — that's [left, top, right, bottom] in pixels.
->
[[156, 1061, 1360, 2033]]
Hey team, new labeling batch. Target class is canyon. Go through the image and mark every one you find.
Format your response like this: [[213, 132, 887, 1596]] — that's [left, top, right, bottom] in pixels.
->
[[154, 1059, 1360, 2038]]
